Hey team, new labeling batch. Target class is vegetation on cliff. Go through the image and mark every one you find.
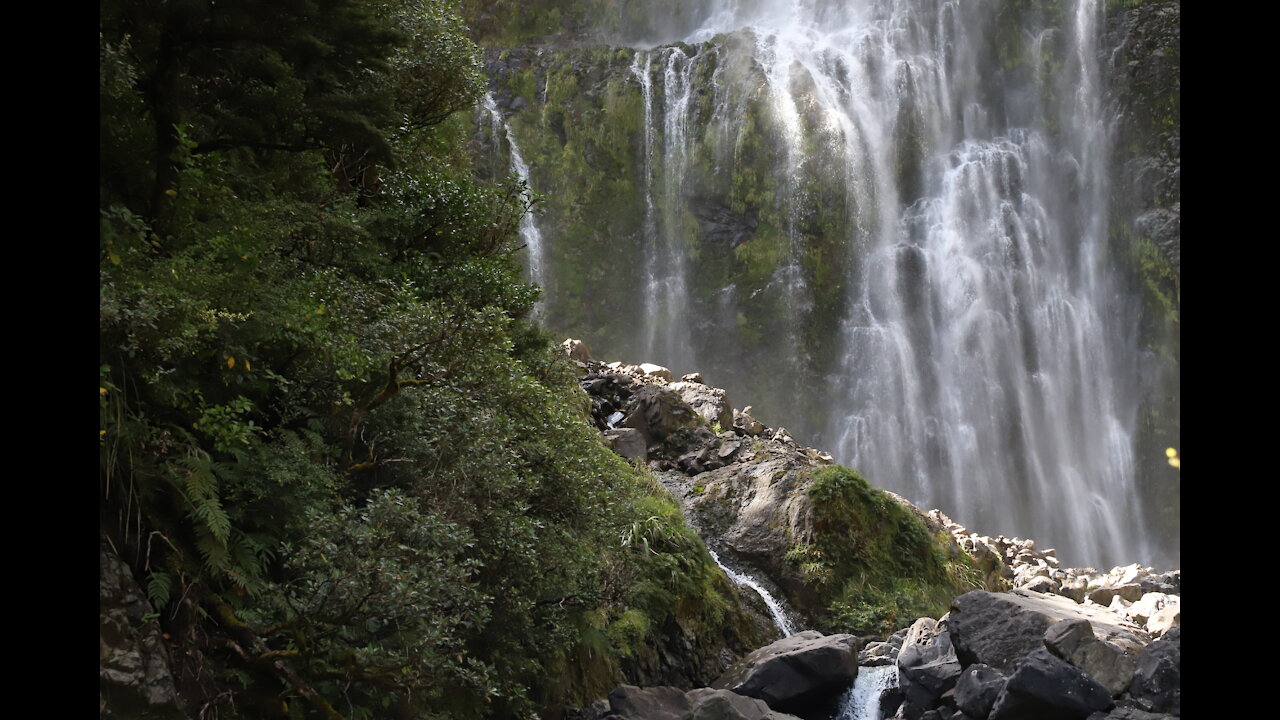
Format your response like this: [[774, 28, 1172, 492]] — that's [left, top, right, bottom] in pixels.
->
[[787, 466, 988, 636], [100, 1, 763, 716]]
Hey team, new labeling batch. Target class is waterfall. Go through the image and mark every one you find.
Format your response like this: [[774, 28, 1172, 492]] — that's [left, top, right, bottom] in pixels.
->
[[709, 549, 796, 637], [633, 47, 699, 372], [835, 665, 900, 720], [481, 92, 548, 305], [489, 0, 1171, 570]]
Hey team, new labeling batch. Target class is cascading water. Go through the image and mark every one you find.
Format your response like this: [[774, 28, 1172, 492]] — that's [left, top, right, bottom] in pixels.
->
[[633, 47, 699, 372], [489, 0, 1171, 570], [481, 92, 548, 305], [708, 549, 796, 637], [834, 665, 900, 720]]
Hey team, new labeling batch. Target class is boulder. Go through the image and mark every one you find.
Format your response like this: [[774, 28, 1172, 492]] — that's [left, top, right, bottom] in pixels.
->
[[1127, 627, 1179, 714], [1022, 576, 1058, 594], [734, 407, 765, 436], [1058, 575, 1090, 604], [639, 362, 674, 381], [603, 427, 647, 461], [897, 628, 963, 720], [1123, 593, 1169, 626], [100, 544, 186, 719], [686, 688, 804, 720], [711, 630, 860, 716], [859, 641, 899, 666], [1042, 619, 1137, 697], [623, 385, 703, 447], [949, 590, 1149, 675], [1087, 583, 1143, 607], [1145, 603, 1179, 637], [562, 337, 592, 362], [988, 649, 1112, 720], [954, 664, 1007, 719], [669, 381, 734, 430], [607, 685, 689, 720]]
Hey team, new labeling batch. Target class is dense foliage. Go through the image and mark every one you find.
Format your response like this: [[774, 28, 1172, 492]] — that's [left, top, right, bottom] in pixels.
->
[[100, 2, 763, 717]]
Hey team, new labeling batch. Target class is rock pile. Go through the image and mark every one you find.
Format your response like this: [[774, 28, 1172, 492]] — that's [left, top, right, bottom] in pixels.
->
[[933, 508, 1180, 640], [863, 589, 1181, 720]]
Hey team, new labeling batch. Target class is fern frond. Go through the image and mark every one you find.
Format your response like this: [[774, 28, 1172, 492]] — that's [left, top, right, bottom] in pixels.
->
[[146, 570, 173, 609]]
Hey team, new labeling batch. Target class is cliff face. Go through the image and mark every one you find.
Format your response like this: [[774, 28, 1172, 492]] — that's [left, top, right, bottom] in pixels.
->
[[1103, 0, 1180, 565]]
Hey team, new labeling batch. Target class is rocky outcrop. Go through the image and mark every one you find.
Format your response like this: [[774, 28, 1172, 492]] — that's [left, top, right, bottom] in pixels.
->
[[100, 544, 187, 720], [711, 631, 860, 717]]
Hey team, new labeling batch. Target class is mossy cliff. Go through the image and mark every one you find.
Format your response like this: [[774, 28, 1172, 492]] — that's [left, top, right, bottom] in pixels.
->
[[1104, 0, 1180, 562], [474, 33, 865, 441]]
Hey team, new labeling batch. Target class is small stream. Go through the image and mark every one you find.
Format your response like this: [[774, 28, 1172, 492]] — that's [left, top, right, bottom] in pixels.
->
[[707, 549, 796, 637]]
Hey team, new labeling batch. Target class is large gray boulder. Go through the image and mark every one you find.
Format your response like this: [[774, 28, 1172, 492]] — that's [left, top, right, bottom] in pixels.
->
[[988, 649, 1112, 720], [623, 385, 704, 446], [949, 590, 1149, 675], [686, 688, 803, 720], [1043, 619, 1138, 697], [669, 381, 734, 430], [607, 685, 689, 720], [603, 427, 647, 461], [603, 685, 805, 720], [711, 630, 861, 716], [100, 544, 187, 719]]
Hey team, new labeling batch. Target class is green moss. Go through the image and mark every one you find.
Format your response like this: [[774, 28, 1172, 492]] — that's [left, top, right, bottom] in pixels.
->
[[607, 608, 652, 657], [794, 465, 982, 635]]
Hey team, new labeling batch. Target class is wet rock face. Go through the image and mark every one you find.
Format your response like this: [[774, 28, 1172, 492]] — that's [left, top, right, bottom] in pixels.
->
[[1106, 1, 1180, 269], [100, 545, 186, 719]]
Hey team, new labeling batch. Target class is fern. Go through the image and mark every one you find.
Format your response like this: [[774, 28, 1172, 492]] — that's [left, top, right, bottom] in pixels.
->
[[146, 570, 173, 609], [181, 452, 231, 545]]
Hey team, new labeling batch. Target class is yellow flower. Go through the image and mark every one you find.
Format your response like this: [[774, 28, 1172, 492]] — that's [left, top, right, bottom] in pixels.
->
[[100, 386, 108, 396], [1164, 447, 1177, 458]]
